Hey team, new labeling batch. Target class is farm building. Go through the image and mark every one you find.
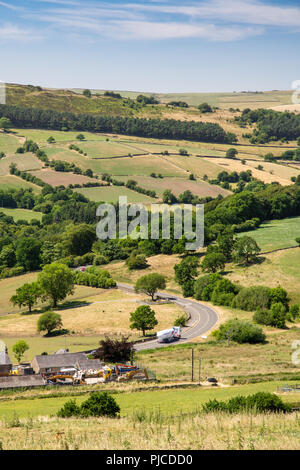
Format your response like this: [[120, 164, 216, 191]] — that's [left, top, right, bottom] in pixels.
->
[[0, 347, 12, 376], [31, 352, 102, 374], [0, 375, 45, 390]]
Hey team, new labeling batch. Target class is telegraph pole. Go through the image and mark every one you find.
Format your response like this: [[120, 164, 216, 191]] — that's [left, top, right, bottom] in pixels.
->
[[191, 348, 194, 382]]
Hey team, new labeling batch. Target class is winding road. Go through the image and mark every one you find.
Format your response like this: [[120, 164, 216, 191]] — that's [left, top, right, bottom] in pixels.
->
[[117, 283, 219, 351]]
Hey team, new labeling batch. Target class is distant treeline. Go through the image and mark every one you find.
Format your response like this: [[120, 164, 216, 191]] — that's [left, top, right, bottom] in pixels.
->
[[236, 108, 300, 143], [0, 104, 236, 143]]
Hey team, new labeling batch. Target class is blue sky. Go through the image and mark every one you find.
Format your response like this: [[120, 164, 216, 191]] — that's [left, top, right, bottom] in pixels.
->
[[0, 0, 299, 92]]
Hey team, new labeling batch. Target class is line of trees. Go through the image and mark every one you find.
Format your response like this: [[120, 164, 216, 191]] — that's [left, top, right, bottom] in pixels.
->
[[0, 103, 236, 143]]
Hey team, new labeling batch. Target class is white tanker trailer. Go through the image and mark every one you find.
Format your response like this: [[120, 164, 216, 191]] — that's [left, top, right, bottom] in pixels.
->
[[157, 326, 181, 344]]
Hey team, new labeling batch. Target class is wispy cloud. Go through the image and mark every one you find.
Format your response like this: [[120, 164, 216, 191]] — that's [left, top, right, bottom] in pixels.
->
[[0, 23, 42, 42], [6, 0, 300, 42], [0, 1, 20, 10]]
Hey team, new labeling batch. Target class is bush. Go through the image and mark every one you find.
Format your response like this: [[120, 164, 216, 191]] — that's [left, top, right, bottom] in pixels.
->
[[94, 336, 134, 363], [93, 255, 109, 266], [210, 278, 239, 306], [202, 392, 290, 414], [174, 314, 187, 327], [80, 392, 120, 418], [57, 392, 120, 418], [232, 286, 271, 311], [213, 319, 266, 344], [57, 399, 81, 418], [254, 302, 287, 329], [193, 273, 223, 301]]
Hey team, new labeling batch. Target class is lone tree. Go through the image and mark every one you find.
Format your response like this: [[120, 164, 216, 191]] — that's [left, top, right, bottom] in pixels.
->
[[0, 117, 12, 132], [10, 282, 42, 313], [202, 252, 226, 273], [83, 89, 92, 98], [94, 336, 134, 363], [37, 311, 63, 336], [12, 340, 29, 363], [174, 256, 200, 297], [38, 263, 74, 308], [76, 134, 85, 141], [130, 305, 158, 336], [135, 273, 166, 301], [226, 148, 238, 159], [233, 236, 261, 265]]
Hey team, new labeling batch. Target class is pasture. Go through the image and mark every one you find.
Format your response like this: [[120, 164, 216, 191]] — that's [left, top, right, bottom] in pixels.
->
[[0, 207, 43, 222], [0, 380, 298, 421], [32, 169, 95, 187], [0, 175, 41, 192], [240, 217, 300, 252], [0, 289, 183, 340], [75, 185, 157, 204], [0, 153, 43, 176], [0, 132, 20, 154]]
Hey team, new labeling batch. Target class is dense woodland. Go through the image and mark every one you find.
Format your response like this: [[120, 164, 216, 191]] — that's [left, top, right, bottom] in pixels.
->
[[0, 104, 236, 143], [236, 108, 300, 143]]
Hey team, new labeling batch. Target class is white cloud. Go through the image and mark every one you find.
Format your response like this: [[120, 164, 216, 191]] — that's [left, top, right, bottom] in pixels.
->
[[12, 0, 300, 42], [0, 23, 42, 42]]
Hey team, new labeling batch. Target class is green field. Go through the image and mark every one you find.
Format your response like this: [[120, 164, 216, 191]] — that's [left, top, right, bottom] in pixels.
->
[[0, 153, 43, 176], [0, 132, 20, 154], [0, 207, 43, 222], [75, 186, 157, 203], [0, 175, 41, 192], [240, 217, 300, 252], [0, 381, 297, 419]]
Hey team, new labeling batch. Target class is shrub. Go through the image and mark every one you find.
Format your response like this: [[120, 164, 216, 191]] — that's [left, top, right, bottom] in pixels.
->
[[210, 278, 239, 306], [57, 399, 81, 418], [93, 255, 109, 266], [254, 303, 287, 329], [202, 392, 290, 414], [94, 336, 134, 363], [232, 286, 271, 311], [289, 304, 300, 319], [80, 392, 120, 418], [193, 273, 223, 301], [57, 393, 120, 418], [174, 314, 187, 327], [213, 319, 266, 344]]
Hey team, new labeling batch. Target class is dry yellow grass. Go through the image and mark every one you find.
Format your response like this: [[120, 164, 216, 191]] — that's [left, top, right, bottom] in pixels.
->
[[0, 288, 183, 339], [203, 157, 297, 186], [1, 412, 300, 450]]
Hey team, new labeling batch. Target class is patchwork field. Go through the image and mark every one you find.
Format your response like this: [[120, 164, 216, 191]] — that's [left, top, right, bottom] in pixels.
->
[[116, 175, 230, 198], [240, 217, 300, 252], [0, 175, 41, 192], [0, 132, 20, 154], [0, 153, 43, 176], [75, 185, 157, 204], [32, 169, 96, 187], [0, 207, 43, 222]]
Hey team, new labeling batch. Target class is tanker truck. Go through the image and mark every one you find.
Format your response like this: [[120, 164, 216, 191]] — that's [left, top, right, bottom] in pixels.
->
[[157, 326, 181, 343]]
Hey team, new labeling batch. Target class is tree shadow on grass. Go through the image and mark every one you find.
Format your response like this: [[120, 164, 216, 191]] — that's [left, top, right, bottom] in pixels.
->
[[43, 329, 70, 338]]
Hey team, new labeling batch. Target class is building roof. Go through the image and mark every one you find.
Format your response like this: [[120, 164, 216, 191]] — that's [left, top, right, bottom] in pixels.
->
[[0, 375, 45, 389], [32, 352, 102, 370], [0, 350, 12, 366]]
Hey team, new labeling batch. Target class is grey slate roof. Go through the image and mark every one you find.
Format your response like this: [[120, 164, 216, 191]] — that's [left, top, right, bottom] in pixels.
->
[[0, 375, 45, 389], [33, 353, 102, 370], [0, 350, 12, 366]]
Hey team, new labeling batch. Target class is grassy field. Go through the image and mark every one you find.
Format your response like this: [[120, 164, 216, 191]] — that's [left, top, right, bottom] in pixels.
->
[[116, 174, 230, 198], [75, 185, 158, 204], [0, 132, 20, 154], [0, 175, 41, 192], [0, 380, 298, 420], [0, 207, 43, 222], [0, 289, 183, 341], [0, 154, 43, 176], [240, 217, 300, 252], [32, 169, 95, 187], [1, 407, 300, 450]]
